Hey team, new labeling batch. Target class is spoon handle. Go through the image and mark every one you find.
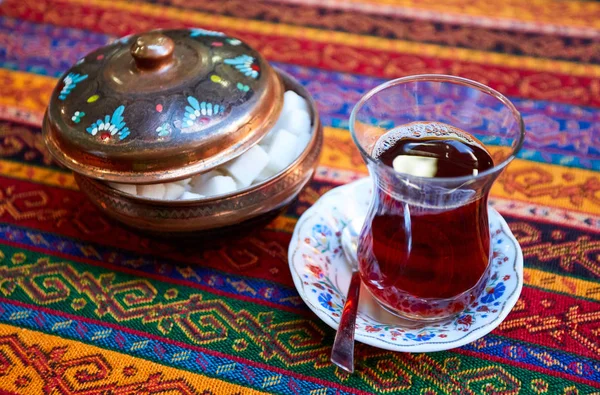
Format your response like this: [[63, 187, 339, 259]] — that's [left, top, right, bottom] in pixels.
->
[[330, 271, 361, 373]]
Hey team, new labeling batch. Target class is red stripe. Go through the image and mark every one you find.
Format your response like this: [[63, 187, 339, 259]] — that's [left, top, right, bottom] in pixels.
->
[[2, 0, 599, 107], [0, 237, 311, 316], [0, 175, 297, 287], [0, 297, 371, 395], [494, 286, 600, 360]]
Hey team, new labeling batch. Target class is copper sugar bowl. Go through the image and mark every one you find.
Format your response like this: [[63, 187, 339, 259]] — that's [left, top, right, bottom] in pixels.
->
[[43, 29, 323, 233]]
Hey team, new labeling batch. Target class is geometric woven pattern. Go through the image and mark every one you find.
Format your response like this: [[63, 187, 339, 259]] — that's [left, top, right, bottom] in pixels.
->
[[1, 0, 600, 393]]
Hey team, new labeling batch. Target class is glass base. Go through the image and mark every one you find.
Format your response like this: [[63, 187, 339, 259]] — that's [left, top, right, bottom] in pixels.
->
[[375, 298, 459, 324]]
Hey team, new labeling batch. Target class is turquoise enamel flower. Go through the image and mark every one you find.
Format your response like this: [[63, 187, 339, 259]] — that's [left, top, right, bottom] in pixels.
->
[[182, 96, 223, 128], [59, 72, 88, 100], [85, 105, 130, 141], [224, 55, 260, 79]]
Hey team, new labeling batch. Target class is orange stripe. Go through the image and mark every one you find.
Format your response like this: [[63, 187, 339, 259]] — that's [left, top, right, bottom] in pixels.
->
[[320, 127, 600, 214], [319, 0, 600, 30], [0, 324, 267, 394]]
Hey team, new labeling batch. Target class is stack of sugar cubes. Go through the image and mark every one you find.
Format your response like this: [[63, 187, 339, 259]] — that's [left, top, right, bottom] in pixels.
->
[[109, 91, 312, 200]]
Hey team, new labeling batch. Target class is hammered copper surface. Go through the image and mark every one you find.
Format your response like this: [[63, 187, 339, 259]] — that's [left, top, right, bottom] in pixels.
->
[[75, 71, 322, 232], [43, 29, 283, 183]]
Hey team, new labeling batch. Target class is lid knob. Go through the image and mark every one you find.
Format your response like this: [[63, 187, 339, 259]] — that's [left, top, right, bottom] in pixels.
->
[[130, 33, 175, 71]]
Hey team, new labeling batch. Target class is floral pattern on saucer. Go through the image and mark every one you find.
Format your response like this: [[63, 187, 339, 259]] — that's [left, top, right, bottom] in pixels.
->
[[289, 178, 523, 352]]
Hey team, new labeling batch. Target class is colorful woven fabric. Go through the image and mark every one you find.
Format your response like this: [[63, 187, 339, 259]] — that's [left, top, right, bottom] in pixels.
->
[[1, 0, 600, 393]]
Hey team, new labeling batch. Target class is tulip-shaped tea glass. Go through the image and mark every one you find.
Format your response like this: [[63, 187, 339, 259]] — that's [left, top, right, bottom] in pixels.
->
[[349, 75, 524, 322]]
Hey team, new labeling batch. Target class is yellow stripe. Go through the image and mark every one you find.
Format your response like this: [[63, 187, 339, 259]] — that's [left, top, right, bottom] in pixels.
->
[[524, 268, 600, 302], [334, 0, 600, 30], [0, 69, 55, 115], [57, 0, 600, 77], [0, 324, 267, 394], [266, 215, 299, 233], [492, 158, 600, 214], [0, 159, 78, 190]]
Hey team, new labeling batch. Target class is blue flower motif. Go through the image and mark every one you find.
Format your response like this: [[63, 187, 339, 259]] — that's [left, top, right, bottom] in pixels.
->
[[405, 332, 436, 342], [481, 282, 506, 304], [85, 105, 130, 141], [156, 123, 170, 137], [182, 96, 223, 129], [59, 72, 88, 100], [190, 28, 225, 37], [312, 224, 333, 239], [318, 292, 335, 312], [312, 224, 333, 253], [224, 55, 259, 79]]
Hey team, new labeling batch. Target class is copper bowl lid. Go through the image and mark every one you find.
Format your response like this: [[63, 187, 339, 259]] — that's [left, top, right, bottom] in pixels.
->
[[43, 29, 284, 183]]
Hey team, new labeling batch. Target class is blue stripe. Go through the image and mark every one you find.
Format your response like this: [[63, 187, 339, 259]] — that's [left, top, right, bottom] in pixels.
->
[[0, 224, 305, 310]]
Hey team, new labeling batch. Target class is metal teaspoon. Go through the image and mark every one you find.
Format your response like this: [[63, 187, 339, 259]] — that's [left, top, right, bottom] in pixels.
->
[[330, 216, 364, 373]]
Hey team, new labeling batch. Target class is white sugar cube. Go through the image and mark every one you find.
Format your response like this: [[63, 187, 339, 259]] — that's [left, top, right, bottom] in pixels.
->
[[190, 170, 223, 189], [392, 156, 438, 178], [259, 127, 279, 146], [176, 178, 191, 188], [262, 91, 310, 145], [163, 182, 186, 200], [137, 183, 166, 199], [109, 182, 137, 195], [222, 145, 270, 187], [279, 109, 311, 136], [283, 90, 309, 115], [266, 129, 298, 173], [295, 132, 312, 156], [254, 167, 277, 183], [180, 191, 204, 200], [192, 175, 237, 196]]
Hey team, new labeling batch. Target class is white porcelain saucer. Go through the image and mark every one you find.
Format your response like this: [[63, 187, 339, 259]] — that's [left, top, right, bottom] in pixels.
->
[[288, 178, 523, 352]]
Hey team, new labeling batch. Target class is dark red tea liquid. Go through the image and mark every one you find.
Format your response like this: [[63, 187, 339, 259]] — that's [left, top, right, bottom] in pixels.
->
[[358, 122, 495, 319]]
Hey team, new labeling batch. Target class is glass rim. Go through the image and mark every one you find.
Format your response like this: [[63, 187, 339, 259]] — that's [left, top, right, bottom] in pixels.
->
[[349, 74, 526, 184]]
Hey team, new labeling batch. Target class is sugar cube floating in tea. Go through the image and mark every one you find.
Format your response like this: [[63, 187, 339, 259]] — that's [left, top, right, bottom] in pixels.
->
[[107, 90, 312, 200], [374, 121, 494, 178]]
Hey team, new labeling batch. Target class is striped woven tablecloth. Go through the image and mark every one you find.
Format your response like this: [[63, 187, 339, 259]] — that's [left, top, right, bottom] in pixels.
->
[[1, 0, 600, 393]]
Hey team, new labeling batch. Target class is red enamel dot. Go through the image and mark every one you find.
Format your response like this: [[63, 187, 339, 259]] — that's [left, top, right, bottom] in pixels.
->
[[251, 64, 260, 71], [156, 104, 163, 112], [97, 54, 105, 60], [211, 42, 223, 47], [100, 132, 110, 141]]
